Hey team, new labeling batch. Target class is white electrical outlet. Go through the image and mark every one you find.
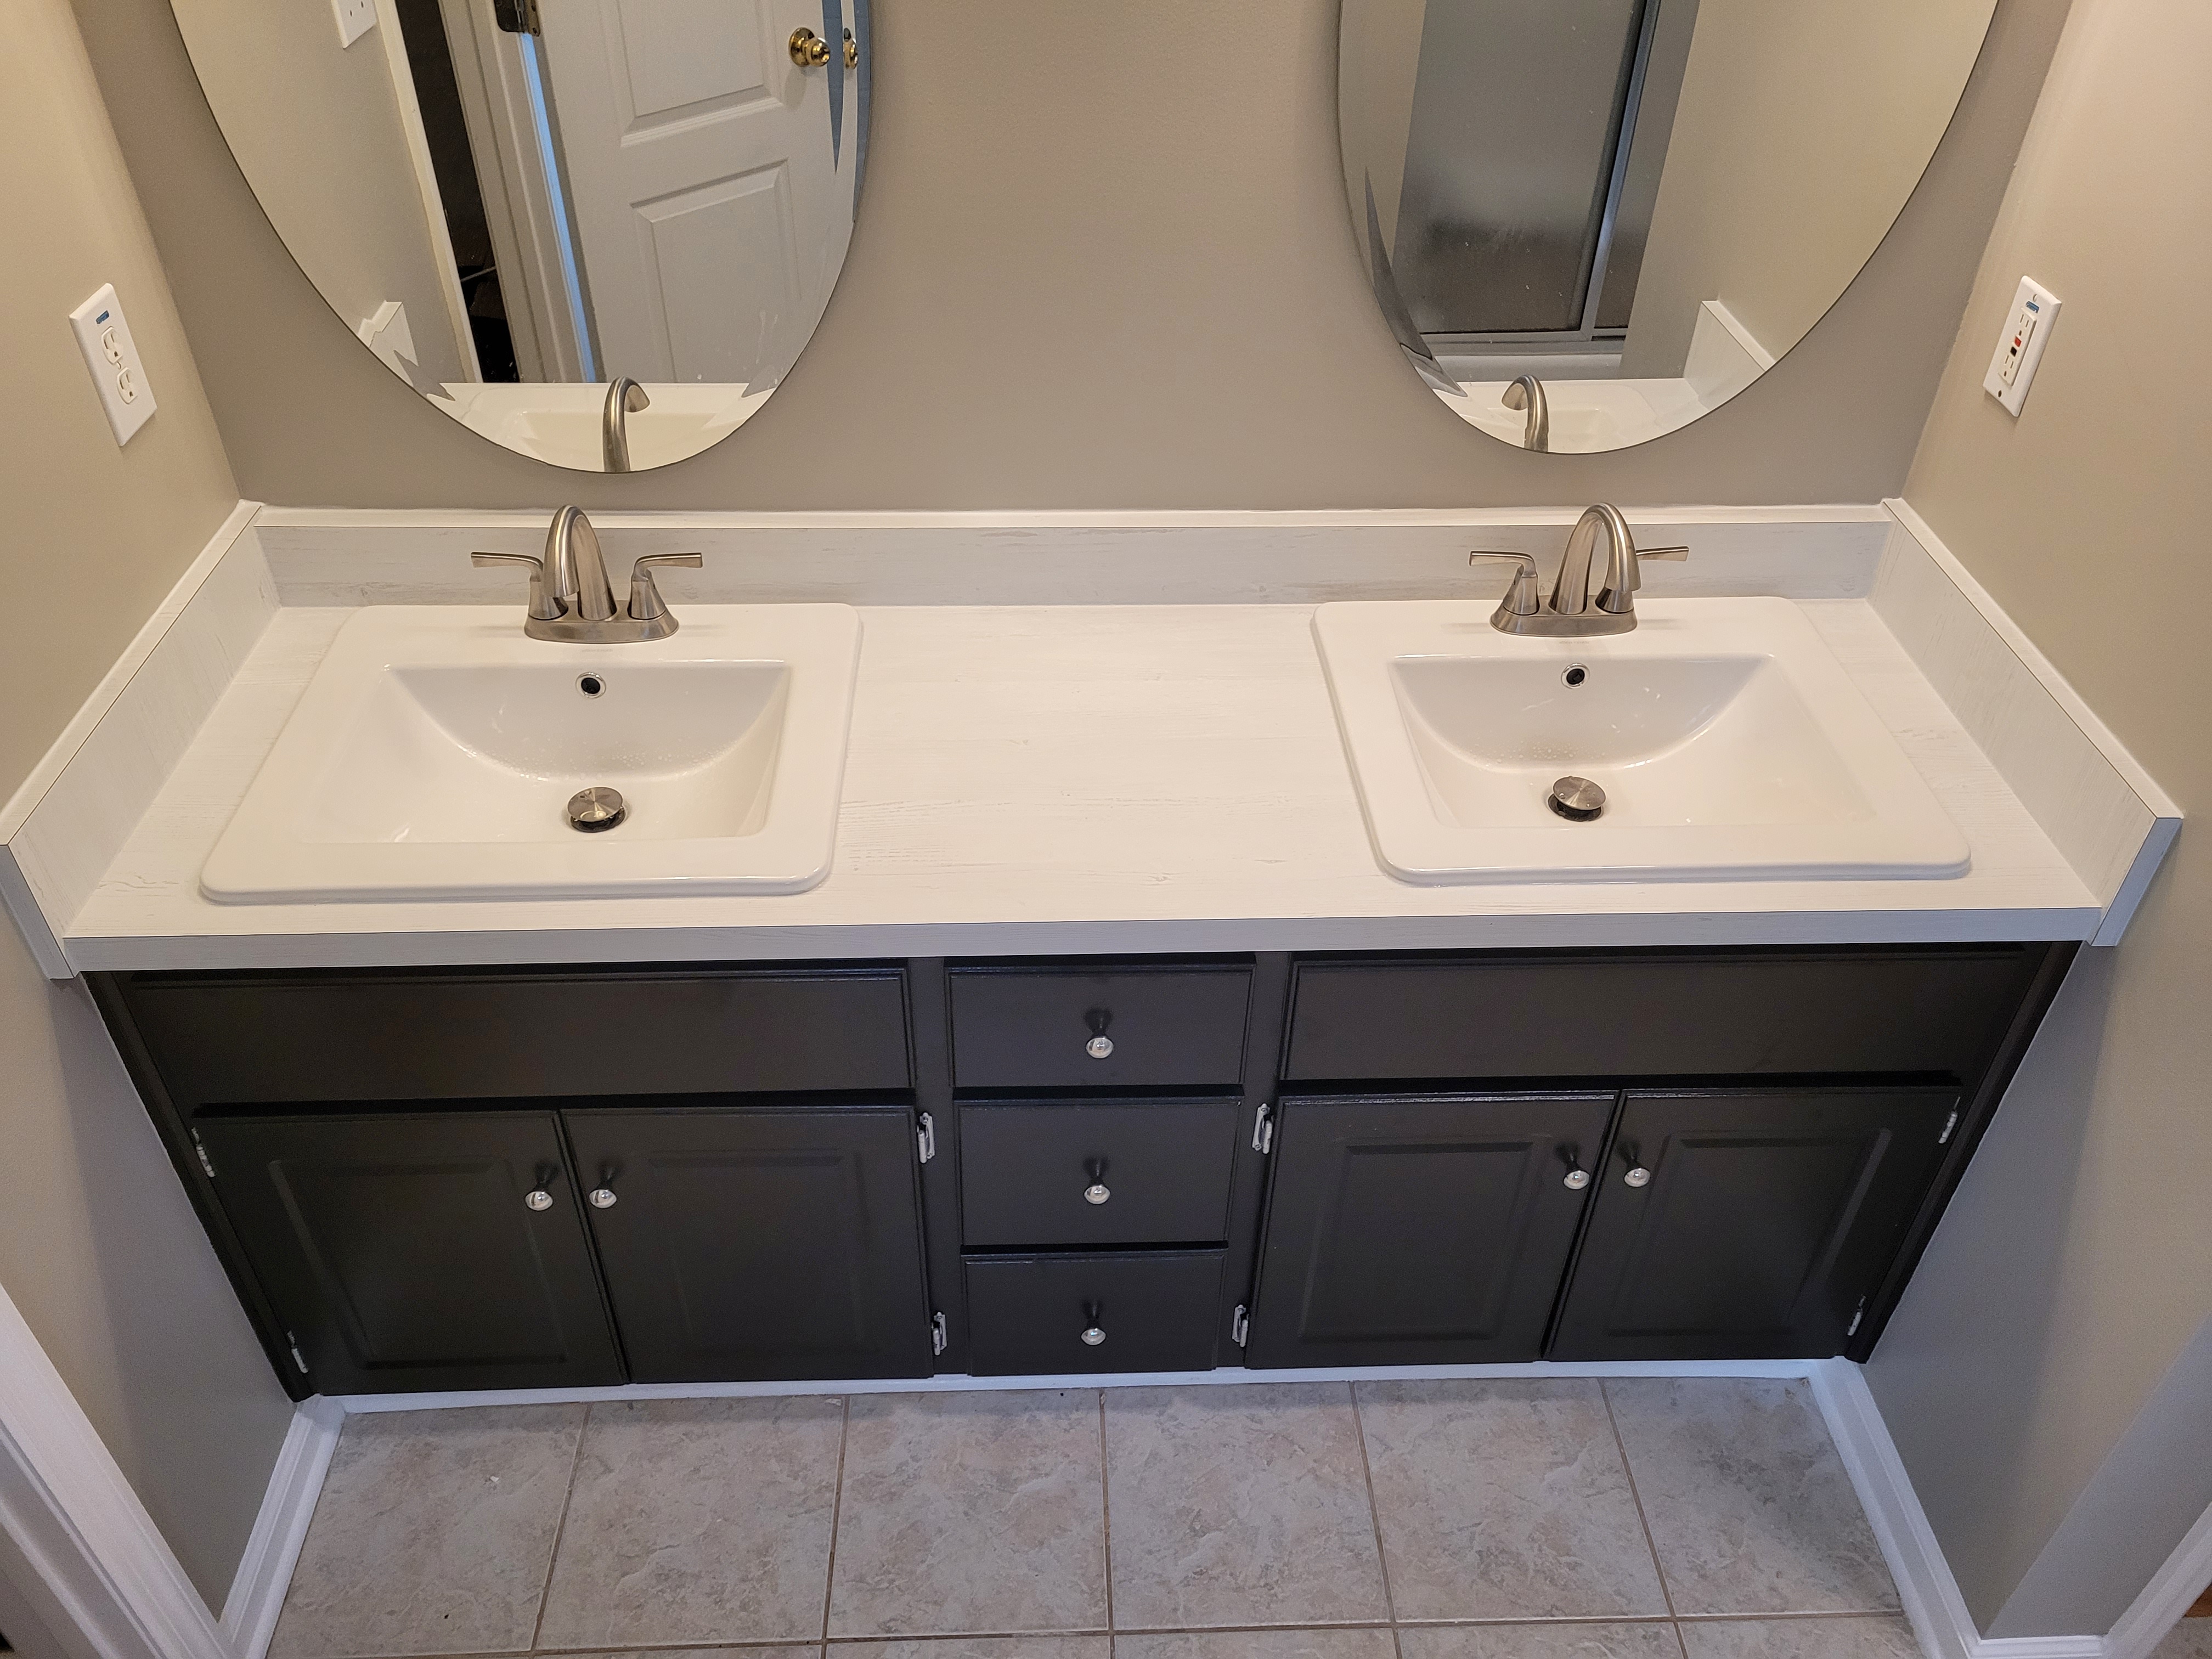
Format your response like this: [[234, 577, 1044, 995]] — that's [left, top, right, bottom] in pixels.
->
[[331, 0, 376, 47], [69, 283, 157, 447], [1984, 276, 2061, 416]]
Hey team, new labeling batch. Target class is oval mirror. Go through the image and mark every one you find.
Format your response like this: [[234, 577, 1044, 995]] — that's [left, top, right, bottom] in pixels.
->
[[172, 0, 870, 470], [1341, 0, 1995, 453]]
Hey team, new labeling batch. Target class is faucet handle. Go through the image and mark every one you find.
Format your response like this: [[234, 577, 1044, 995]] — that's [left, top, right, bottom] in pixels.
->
[[627, 551, 702, 623], [471, 550, 566, 621], [1637, 545, 1690, 562], [1595, 539, 1691, 614], [1468, 551, 1544, 619]]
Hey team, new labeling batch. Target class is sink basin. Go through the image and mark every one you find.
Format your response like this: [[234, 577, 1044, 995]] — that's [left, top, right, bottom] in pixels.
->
[[433, 383, 774, 470], [201, 604, 861, 902], [1313, 597, 1969, 883]]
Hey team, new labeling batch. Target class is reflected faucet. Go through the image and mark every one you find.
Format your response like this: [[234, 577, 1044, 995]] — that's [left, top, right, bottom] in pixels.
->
[[1502, 375, 1549, 452], [1465, 504, 1689, 637], [470, 506, 703, 642], [602, 378, 651, 473]]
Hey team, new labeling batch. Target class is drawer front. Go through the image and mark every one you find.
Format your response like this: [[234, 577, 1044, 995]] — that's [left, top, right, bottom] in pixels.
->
[[949, 966, 1251, 1089], [116, 967, 910, 1109], [1284, 950, 2040, 1084], [965, 1250, 1224, 1375], [961, 1098, 1240, 1248]]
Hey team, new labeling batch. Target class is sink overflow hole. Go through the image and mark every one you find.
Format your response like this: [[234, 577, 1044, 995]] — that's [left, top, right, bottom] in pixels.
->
[[1562, 664, 1588, 687], [577, 674, 606, 698]]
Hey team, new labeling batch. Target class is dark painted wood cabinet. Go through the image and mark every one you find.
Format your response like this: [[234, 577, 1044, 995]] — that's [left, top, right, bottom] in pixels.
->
[[92, 940, 2071, 1396], [563, 1105, 932, 1384], [1546, 1087, 1959, 1362], [195, 1112, 623, 1395], [1244, 1092, 1615, 1367]]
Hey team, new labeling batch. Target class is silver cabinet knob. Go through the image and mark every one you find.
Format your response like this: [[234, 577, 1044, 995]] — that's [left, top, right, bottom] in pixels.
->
[[1086, 1034, 1114, 1059], [1084, 1182, 1111, 1205], [589, 1187, 619, 1209], [1563, 1169, 1590, 1190], [524, 1189, 554, 1211], [1623, 1167, 1652, 1188], [1081, 1325, 1106, 1346]]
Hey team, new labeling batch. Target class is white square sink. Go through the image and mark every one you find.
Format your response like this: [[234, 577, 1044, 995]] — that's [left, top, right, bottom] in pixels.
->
[[1313, 597, 1970, 884], [201, 604, 861, 902]]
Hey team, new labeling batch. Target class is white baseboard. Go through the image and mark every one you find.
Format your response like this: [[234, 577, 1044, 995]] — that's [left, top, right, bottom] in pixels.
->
[[1811, 1360, 2106, 1659], [218, 1400, 341, 1659]]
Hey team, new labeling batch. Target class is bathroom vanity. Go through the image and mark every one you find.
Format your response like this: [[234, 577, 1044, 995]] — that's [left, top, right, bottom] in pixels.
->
[[91, 941, 2069, 1400]]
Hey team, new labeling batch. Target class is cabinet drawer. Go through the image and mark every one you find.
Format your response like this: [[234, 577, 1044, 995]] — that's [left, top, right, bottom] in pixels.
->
[[114, 966, 910, 1109], [964, 1250, 1224, 1375], [949, 964, 1250, 1089], [961, 1098, 1239, 1248], [1285, 949, 2039, 1083]]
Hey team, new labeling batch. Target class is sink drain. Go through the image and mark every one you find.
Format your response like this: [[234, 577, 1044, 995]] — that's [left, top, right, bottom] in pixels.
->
[[567, 786, 627, 832], [1547, 776, 1606, 822]]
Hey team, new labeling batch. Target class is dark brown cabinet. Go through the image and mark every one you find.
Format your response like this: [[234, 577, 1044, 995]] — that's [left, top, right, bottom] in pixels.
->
[[949, 964, 1251, 1090], [960, 1098, 1241, 1249], [965, 1250, 1225, 1374], [1245, 1092, 1616, 1367], [1547, 1087, 1959, 1361], [195, 1112, 623, 1396], [563, 1105, 932, 1384]]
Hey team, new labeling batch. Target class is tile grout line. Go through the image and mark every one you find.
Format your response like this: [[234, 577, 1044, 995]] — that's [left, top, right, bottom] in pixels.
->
[[1347, 1380, 1405, 1659], [1600, 1379, 1686, 1655], [526, 1402, 595, 1655], [817, 1394, 853, 1647], [1098, 1389, 1117, 1650]]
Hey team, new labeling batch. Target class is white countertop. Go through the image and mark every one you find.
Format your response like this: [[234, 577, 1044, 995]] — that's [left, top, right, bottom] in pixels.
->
[[62, 599, 2099, 971]]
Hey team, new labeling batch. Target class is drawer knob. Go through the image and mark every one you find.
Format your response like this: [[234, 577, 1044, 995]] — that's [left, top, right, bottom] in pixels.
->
[[1562, 1169, 1590, 1191], [589, 1186, 619, 1208], [1086, 1034, 1114, 1060], [1081, 1325, 1107, 1346], [1623, 1166, 1652, 1188], [1084, 1182, 1112, 1205], [524, 1189, 554, 1211]]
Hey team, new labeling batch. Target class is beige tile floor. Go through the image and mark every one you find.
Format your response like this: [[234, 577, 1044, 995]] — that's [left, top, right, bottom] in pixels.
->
[[267, 1379, 1920, 1659]]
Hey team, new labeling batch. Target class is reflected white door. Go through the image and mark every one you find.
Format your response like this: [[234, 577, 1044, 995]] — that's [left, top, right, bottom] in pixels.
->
[[535, 0, 853, 386]]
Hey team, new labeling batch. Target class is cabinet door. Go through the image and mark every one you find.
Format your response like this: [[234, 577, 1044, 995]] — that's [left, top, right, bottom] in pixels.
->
[[196, 1113, 623, 1395], [563, 1107, 933, 1383], [1245, 1092, 1615, 1367], [1548, 1087, 1957, 1361]]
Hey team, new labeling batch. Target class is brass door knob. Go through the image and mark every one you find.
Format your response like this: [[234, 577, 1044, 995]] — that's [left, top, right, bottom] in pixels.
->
[[788, 26, 830, 66]]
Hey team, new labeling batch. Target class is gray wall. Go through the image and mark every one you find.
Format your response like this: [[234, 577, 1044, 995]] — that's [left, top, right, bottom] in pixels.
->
[[0, 0, 297, 1610], [1866, 0, 2212, 1633], [77, 0, 2068, 510]]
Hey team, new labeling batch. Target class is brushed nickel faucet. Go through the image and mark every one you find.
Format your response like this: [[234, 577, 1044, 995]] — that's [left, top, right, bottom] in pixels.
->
[[1502, 374, 1549, 452], [602, 377, 651, 472], [471, 505, 702, 642], [1466, 504, 1688, 637]]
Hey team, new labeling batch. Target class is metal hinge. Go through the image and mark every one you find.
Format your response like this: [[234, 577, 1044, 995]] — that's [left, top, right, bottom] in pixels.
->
[[285, 1333, 310, 1376], [190, 1130, 217, 1179], [492, 0, 541, 35], [1231, 1305, 1250, 1348], [1251, 1102, 1274, 1155], [1846, 1297, 1867, 1338], [917, 1112, 937, 1164], [1937, 1108, 1961, 1147], [930, 1312, 948, 1356]]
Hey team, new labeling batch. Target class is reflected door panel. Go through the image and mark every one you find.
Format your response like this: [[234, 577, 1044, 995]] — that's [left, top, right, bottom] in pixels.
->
[[537, 0, 840, 388]]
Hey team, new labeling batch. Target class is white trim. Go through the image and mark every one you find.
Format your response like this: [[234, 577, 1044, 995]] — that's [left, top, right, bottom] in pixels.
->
[[334, 1355, 1824, 1414], [2102, 1496, 2212, 1659], [1810, 1360, 2106, 1659], [0, 1283, 230, 1659], [217, 1402, 341, 1659]]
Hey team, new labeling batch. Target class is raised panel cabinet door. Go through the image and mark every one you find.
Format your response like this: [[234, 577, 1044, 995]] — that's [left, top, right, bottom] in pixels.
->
[[1547, 1087, 1959, 1362], [1244, 1092, 1615, 1368], [195, 1113, 623, 1396], [563, 1106, 933, 1383]]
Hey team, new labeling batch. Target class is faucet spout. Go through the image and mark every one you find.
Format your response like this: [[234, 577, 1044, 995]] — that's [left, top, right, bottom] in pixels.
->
[[545, 505, 618, 622], [1551, 504, 1633, 616], [602, 378, 651, 473], [1502, 375, 1549, 452]]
